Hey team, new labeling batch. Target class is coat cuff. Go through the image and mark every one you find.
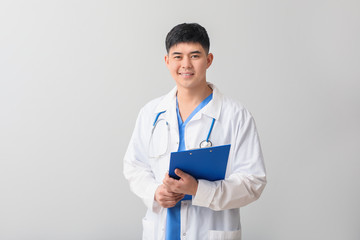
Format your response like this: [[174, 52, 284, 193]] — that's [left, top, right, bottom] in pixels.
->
[[192, 179, 216, 207]]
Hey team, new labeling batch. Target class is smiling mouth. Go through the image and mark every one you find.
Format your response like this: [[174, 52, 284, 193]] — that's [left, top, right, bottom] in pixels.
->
[[178, 73, 194, 76]]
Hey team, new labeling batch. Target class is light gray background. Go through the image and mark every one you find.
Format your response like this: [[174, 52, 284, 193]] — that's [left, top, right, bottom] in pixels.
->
[[1, 1, 359, 239]]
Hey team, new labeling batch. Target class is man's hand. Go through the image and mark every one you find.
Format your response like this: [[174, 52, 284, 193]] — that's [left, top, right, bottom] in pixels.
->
[[154, 184, 185, 208], [163, 169, 198, 196]]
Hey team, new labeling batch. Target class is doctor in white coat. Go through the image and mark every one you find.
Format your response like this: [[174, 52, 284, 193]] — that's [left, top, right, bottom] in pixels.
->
[[124, 23, 266, 240]]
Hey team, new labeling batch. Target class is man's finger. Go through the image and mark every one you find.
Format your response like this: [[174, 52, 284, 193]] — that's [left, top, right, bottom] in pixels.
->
[[163, 174, 176, 186], [174, 168, 187, 178]]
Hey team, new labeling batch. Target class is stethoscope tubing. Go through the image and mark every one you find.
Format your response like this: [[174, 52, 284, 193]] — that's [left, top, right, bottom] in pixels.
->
[[153, 110, 167, 126], [206, 118, 215, 143]]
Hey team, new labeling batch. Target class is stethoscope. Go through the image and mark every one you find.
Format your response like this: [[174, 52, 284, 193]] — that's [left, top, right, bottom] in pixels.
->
[[199, 118, 215, 148], [151, 110, 215, 150]]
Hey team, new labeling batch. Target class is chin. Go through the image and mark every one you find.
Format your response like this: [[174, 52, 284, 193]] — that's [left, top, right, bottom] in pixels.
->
[[178, 81, 200, 90]]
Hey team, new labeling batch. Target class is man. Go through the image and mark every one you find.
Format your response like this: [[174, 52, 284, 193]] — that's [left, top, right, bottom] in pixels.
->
[[124, 23, 266, 240]]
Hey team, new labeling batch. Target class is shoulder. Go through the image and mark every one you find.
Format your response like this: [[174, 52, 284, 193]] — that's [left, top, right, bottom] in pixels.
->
[[140, 96, 164, 113], [136, 93, 169, 122], [139, 86, 176, 116], [220, 94, 253, 120]]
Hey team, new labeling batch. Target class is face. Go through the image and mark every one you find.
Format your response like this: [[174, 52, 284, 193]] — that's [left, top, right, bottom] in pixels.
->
[[165, 42, 213, 91]]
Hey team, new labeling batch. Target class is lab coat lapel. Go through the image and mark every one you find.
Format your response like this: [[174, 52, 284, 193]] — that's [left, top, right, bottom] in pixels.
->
[[191, 83, 223, 121]]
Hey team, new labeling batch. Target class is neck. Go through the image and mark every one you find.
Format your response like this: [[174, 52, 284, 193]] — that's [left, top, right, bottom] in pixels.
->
[[176, 82, 212, 107]]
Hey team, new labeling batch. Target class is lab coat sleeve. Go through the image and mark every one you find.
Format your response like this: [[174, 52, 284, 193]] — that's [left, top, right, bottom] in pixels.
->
[[192, 109, 267, 211], [123, 108, 161, 213]]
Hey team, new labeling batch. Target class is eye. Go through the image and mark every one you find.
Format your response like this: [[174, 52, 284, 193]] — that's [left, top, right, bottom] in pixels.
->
[[191, 55, 200, 59], [174, 55, 182, 60]]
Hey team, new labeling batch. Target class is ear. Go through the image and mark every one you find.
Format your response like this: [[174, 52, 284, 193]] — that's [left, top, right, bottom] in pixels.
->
[[206, 53, 214, 69], [164, 54, 169, 66]]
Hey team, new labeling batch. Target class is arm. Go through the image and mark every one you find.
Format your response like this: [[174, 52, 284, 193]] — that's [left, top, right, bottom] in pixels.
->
[[123, 108, 184, 211], [192, 109, 267, 211], [123, 108, 161, 212]]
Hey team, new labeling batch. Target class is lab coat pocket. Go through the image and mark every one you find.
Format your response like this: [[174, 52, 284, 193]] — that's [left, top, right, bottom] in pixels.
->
[[208, 229, 241, 240], [142, 217, 155, 240]]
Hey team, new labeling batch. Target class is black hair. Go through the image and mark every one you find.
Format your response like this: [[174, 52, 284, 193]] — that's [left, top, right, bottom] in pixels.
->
[[165, 23, 210, 54]]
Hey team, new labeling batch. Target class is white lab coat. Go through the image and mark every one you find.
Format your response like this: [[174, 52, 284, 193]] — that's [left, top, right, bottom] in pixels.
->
[[123, 83, 266, 240]]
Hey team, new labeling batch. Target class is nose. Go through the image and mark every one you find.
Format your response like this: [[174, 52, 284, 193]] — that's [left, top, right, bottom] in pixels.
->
[[181, 56, 192, 69]]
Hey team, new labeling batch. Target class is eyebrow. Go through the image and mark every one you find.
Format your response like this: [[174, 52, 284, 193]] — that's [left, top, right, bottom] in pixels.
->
[[171, 50, 202, 55]]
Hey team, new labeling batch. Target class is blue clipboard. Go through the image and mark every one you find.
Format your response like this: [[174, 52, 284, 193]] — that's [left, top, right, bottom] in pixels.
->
[[169, 144, 231, 181]]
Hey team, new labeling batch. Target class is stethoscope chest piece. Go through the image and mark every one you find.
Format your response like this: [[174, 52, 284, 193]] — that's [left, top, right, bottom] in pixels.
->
[[200, 140, 212, 148]]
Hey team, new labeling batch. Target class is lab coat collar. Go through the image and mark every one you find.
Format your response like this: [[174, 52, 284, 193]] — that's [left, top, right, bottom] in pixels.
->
[[154, 82, 222, 120], [202, 83, 222, 120]]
